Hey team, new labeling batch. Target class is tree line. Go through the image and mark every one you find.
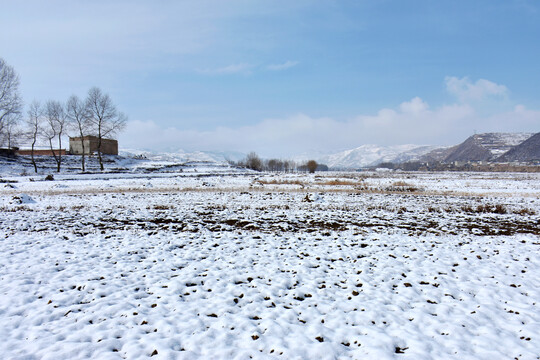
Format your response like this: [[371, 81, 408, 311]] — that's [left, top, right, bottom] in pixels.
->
[[233, 152, 326, 173], [0, 57, 126, 172]]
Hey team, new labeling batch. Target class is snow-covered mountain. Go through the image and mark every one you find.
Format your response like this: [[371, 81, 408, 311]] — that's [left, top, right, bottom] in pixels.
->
[[497, 132, 540, 162], [421, 132, 534, 163], [119, 149, 245, 164], [313, 144, 436, 169]]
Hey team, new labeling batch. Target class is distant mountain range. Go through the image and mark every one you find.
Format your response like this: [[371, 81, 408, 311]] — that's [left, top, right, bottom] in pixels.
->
[[119, 131, 539, 170], [418, 132, 539, 165], [314, 132, 539, 169], [311, 144, 437, 169]]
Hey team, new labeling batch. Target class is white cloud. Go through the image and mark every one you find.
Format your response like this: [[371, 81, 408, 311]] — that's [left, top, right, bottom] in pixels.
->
[[119, 98, 474, 156], [399, 97, 429, 114], [120, 88, 540, 158], [486, 104, 540, 131], [197, 63, 254, 75], [266, 60, 299, 71], [198, 61, 299, 75], [445, 76, 508, 102]]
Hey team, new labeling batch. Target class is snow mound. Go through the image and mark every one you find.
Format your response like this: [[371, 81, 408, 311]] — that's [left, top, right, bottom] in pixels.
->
[[9, 194, 36, 205]]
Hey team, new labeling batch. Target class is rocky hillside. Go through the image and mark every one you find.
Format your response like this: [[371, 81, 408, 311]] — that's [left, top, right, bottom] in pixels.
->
[[422, 133, 534, 163], [497, 132, 540, 162]]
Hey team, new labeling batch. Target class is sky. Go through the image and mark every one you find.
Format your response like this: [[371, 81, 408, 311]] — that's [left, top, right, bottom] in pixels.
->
[[1, 0, 539, 157]]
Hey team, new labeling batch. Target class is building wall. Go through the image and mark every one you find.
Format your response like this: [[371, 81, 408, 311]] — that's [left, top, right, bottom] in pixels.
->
[[17, 149, 67, 156], [100, 138, 118, 155], [69, 136, 118, 155], [69, 138, 93, 155]]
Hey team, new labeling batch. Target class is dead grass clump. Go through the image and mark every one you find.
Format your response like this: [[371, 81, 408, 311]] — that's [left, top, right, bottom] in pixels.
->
[[460, 204, 507, 214], [460, 205, 474, 213], [493, 204, 507, 214], [513, 208, 536, 216], [322, 179, 362, 186], [392, 181, 410, 186], [205, 204, 227, 211], [150, 204, 174, 210], [0, 205, 33, 212], [353, 184, 371, 191], [258, 179, 306, 186], [384, 181, 422, 193], [396, 206, 408, 214]]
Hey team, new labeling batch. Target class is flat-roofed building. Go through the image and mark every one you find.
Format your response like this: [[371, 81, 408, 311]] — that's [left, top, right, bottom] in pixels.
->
[[69, 136, 118, 155]]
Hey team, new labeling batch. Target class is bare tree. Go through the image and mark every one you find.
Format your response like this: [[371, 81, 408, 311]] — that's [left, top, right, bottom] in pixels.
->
[[25, 101, 43, 173], [86, 87, 127, 171], [245, 151, 263, 171], [44, 100, 67, 172], [266, 159, 278, 172], [0, 113, 22, 148], [283, 160, 294, 173], [66, 95, 90, 172], [306, 160, 318, 173], [0, 58, 22, 137]]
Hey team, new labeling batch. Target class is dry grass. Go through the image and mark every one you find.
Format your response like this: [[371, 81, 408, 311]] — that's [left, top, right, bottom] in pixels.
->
[[1, 180, 539, 199], [460, 204, 507, 214], [0, 205, 33, 212], [258, 179, 306, 186], [513, 208, 537, 216], [320, 179, 363, 186], [150, 204, 174, 210], [384, 181, 423, 193]]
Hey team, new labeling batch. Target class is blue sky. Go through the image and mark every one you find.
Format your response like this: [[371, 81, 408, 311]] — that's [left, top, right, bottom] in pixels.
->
[[1, 0, 539, 156]]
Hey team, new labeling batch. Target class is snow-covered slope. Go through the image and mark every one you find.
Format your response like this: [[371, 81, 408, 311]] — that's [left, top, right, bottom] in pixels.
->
[[315, 144, 435, 169], [120, 149, 245, 164], [498, 132, 540, 162], [0, 150, 246, 177], [422, 133, 534, 163]]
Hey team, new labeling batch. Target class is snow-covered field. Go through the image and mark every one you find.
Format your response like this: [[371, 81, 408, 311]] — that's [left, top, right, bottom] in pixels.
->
[[1, 163, 539, 359]]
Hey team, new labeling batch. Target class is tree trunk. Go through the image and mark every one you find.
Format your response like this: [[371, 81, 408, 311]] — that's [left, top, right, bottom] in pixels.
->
[[57, 134, 62, 172], [81, 140, 85, 172], [31, 139, 37, 173], [97, 136, 104, 171], [48, 138, 59, 172]]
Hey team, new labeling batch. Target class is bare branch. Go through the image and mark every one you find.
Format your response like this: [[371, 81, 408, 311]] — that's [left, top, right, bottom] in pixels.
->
[[85, 87, 127, 170], [0, 58, 22, 134]]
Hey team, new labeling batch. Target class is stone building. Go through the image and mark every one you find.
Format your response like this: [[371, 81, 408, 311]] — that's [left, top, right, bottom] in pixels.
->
[[69, 136, 118, 155]]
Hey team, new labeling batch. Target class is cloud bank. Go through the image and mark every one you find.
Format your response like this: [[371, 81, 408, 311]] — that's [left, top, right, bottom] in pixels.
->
[[120, 77, 540, 157], [445, 76, 508, 102]]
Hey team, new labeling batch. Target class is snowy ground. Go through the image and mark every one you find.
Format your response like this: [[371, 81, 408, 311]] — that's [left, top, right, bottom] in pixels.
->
[[1, 164, 539, 359]]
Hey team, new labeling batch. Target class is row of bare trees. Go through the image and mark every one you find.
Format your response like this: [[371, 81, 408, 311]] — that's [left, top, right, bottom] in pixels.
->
[[234, 152, 324, 173], [0, 57, 126, 173], [25, 88, 126, 172]]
